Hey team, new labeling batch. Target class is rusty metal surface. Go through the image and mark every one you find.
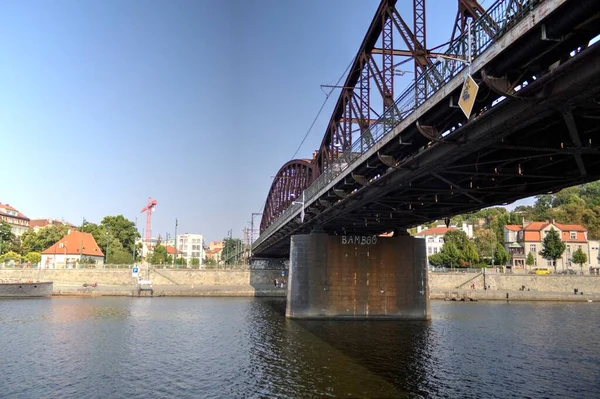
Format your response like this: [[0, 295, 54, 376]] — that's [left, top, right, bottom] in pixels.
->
[[286, 234, 429, 320]]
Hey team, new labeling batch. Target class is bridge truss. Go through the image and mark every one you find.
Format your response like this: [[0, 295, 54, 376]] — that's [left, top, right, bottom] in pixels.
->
[[257, 0, 600, 256]]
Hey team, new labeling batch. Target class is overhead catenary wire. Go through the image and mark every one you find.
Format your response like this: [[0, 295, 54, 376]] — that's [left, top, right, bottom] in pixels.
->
[[290, 57, 356, 160]]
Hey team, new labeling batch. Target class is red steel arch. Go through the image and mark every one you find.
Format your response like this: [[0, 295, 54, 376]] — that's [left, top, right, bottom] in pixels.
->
[[260, 159, 314, 233]]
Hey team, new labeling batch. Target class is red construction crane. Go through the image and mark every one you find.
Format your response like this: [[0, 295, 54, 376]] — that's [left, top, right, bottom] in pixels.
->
[[140, 197, 158, 245]]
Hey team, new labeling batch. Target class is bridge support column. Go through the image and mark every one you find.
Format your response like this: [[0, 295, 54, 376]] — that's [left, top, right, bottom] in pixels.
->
[[286, 233, 429, 320]]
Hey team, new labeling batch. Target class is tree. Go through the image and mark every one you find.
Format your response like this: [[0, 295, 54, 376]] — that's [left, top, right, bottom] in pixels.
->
[[99, 215, 139, 254], [494, 242, 510, 266], [439, 243, 462, 268], [0, 222, 15, 254], [571, 247, 587, 274], [539, 228, 566, 273], [222, 237, 243, 265], [107, 249, 134, 265], [190, 258, 200, 267], [204, 258, 217, 267], [174, 257, 187, 267], [0, 251, 22, 266], [526, 252, 535, 269], [441, 230, 479, 267], [24, 252, 41, 265], [149, 245, 167, 265], [19, 224, 70, 253], [428, 253, 444, 267], [474, 228, 496, 261]]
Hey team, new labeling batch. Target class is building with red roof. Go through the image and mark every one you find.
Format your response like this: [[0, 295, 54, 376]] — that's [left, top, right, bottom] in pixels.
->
[[504, 220, 598, 272], [29, 218, 77, 233], [41, 231, 104, 268], [0, 202, 30, 237]]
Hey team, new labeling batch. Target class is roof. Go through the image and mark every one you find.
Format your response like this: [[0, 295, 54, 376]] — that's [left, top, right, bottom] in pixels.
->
[[414, 227, 456, 236], [555, 223, 587, 232], [504, 225, 521, 231], [166, 245, 176, 255], [42, 231, 104, 257], [30, 218, 76, 229], [0, 203, 29, 221], [523, 222, 549, 231]]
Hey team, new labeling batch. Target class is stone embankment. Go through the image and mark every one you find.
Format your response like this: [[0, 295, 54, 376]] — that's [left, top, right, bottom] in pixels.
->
[[1, 268, 599, 301], [430, 272, 600, 302], [0, 268, 287, 297]]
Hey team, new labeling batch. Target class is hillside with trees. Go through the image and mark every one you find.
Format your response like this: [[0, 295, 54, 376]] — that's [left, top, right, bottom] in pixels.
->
[[416, 181, 600, 267]]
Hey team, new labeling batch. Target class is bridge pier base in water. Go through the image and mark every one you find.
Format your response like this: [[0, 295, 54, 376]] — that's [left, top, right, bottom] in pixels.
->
[[285, 233, 430, 320]]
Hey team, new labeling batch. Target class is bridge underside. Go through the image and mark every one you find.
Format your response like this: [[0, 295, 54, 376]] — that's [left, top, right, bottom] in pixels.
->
[[255, 0, 600, 258]]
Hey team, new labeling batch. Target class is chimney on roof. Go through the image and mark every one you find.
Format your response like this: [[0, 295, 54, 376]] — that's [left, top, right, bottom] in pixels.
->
[[417, 226, 422, 233]]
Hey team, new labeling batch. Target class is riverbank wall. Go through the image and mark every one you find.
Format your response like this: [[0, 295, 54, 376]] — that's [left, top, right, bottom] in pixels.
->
[[1, 269, 599, 300], [0, 268, 282, 287], [429, 272, 600, 293]]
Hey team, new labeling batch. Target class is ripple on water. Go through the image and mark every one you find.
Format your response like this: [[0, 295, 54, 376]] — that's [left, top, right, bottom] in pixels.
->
[[0, 298, 599, 398]]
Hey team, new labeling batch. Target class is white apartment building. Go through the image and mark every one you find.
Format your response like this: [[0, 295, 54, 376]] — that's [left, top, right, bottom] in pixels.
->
[[177, 233, 205, 265], [414, 223, 473, 265]]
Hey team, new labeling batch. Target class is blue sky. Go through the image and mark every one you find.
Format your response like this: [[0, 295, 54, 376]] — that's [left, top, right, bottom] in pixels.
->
[[0, 0, 532, 242]]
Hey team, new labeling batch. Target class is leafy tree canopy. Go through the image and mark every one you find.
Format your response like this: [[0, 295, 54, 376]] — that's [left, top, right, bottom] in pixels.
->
[[222, 237, 243, 265], [526, 252, 535, 266], [24, 252, 41, 264], [0, 222, 15, 253], [539, 228, 566, 272], [107, 249, 134, 265], [149, 245, 167, 265], [571, 247, 587, 272]]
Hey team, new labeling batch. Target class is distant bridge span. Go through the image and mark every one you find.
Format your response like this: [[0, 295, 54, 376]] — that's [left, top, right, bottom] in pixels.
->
[[255, 0, 600, 258]]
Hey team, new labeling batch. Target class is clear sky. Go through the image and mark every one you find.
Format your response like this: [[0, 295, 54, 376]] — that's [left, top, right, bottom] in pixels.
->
[[0, 0, 531, 243]]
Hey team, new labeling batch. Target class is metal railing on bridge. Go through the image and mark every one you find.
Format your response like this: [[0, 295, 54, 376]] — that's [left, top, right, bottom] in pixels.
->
[[255, 0, 540, 249]]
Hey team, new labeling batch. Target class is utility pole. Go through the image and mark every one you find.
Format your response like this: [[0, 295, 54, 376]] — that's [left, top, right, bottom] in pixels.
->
[[174, 218, 178, 267]]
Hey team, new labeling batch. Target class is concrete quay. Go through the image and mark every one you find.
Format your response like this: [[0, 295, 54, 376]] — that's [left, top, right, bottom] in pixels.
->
[[52, 284, 287, 297], [431, 289, 600, 302]]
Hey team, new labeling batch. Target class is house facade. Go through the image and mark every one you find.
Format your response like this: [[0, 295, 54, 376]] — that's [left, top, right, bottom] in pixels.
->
[[0, 203, 30, 237], [205, 241, 225, 264], [504, 221, 594, 272], [414, 223, 473, 265], [41, 231, 104, 268], [177, 233, 205, 265]]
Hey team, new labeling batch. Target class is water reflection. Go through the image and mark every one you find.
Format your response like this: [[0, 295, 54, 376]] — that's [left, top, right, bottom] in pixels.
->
[[0, 298, 598, 398]]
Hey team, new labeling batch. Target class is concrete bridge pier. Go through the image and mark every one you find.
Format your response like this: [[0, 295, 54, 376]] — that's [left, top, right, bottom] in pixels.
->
[[286, 233, 430, 320]]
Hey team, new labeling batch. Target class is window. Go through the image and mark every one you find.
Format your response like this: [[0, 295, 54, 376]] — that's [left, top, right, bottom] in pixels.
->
[[439, 237, 444, 243], [570, 232, 577, 240], [428, 247, 432, 254], [530, 244, 536, 253], [434, 247, 439, 254], [427, 237, 434, 243], [547, 259, 553, 266]]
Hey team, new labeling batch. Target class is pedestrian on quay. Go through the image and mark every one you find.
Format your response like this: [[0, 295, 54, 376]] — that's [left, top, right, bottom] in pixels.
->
[[274, 279, 278, 287]]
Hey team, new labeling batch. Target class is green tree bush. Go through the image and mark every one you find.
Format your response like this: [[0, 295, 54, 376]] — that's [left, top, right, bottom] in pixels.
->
[[539, 228, 566, 273], [526, 252, 535, 269], [571, 247, 587, 274]]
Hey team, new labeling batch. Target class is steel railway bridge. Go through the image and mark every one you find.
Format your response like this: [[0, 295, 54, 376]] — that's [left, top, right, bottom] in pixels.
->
[[254, 0, 600, 258]]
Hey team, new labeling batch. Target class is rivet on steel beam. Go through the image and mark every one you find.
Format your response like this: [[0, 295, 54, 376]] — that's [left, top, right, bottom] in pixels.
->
[[518, 164, 523, 175], [561, 142, 564, 149], [494, 167, 498, 174], [435, 194, 438, 203]]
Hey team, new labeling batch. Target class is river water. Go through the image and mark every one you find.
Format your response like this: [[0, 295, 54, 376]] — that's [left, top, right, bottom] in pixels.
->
[[1, 297, 598, 398]]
